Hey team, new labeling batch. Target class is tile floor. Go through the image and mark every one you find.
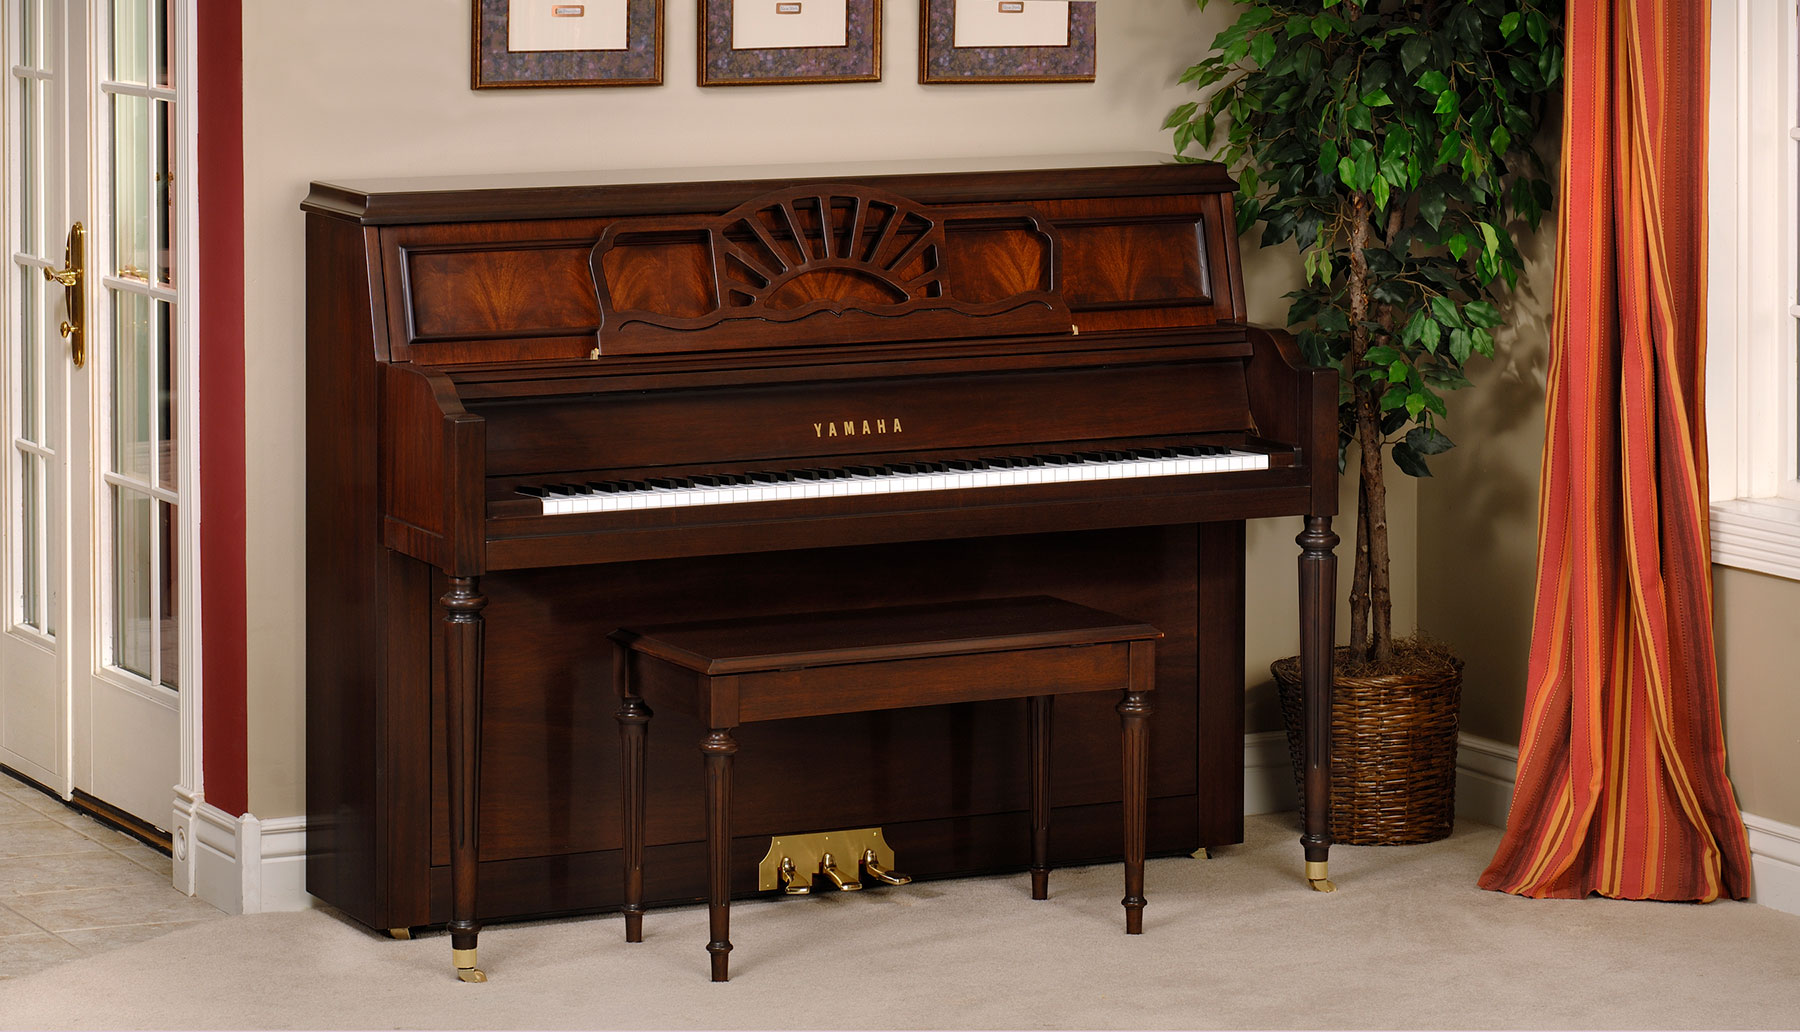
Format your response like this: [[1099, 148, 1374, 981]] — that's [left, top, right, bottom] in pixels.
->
[[0, 772, 225, 980]]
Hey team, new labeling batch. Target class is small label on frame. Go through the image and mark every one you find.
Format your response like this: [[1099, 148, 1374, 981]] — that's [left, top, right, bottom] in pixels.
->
[[552, 4, 585, 14], [998, 2, 1025, 12], [776, 2, 803, 11]]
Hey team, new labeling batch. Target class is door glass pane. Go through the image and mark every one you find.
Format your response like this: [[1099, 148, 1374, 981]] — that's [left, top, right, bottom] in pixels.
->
[[157, 301, 175, 491], [113, 291, 152, 481], [158, 502, 177, 689], [20, 453, 42, 631], [111, 0, 148, 84], [155, 100, 172, 285], [112, 486, 152, 679], [21, 77, 37, 256], [20, 268, 39, 445], [112, 93, 151, 281], [22, 0, 37, 67], [155, 0, 171, 88]]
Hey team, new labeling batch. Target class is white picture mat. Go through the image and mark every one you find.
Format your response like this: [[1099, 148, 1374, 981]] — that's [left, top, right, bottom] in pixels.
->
[[732, 0, 848, 50], [507, 0, 628, 52], [953, 0, 1069, 48]]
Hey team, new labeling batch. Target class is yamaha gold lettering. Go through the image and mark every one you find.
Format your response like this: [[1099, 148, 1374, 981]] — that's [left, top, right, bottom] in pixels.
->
[[813, 418, 903, 438]]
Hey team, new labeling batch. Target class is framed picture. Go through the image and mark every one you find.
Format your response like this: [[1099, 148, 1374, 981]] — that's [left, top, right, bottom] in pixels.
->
[[920, 0, 1096, 84], [700, 0, 881, 86], [472, 0, 663, 89]]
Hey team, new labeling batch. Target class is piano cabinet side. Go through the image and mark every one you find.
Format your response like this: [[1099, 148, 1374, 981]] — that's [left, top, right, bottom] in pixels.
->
[[305, 211, 425, 930]]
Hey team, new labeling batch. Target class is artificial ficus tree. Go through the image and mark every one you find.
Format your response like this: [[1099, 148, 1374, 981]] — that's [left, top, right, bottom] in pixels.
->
[[1167, 0, 1561, 667]]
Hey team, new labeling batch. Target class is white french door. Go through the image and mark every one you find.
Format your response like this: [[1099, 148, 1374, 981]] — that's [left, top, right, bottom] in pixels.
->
[[3, 0, 190, 834]]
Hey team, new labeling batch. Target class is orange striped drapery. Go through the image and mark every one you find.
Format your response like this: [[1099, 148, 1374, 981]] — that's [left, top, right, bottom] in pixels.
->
[[1477, 0, 1752, 901]]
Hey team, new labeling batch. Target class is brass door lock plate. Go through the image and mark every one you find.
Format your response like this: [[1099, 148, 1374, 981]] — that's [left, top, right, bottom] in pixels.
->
[[757, 826, 905, 893]]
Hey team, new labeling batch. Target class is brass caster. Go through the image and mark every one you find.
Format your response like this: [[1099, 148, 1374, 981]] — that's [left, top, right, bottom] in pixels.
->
[[1190, 847, 1213, 860], [386, 927, 413, 940], [453, 948, 487, 983], [1305, 860, 1336, 893], [779, 856, 813, 895], [860, 848, 912, 885], [819, 851, 863, 891]]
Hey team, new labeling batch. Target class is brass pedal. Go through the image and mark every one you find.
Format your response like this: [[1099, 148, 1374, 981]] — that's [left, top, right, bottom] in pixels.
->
[[860, 848, 912, 885], [779, 856, 813, 895], [819, 852, 863, 891]]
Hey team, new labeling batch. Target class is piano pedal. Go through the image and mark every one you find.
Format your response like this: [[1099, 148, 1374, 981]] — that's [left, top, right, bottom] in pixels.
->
[[860, 848, 912, 886], [818, 852, 863, 891], [779, 856, 814, 895]]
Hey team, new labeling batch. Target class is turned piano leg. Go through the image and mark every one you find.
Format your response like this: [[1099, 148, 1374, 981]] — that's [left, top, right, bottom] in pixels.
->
[[1297, 516, 1338, 893], [443, 576, 488, 982], [616, 645, 651, 944], [702, 728, 738, 982]]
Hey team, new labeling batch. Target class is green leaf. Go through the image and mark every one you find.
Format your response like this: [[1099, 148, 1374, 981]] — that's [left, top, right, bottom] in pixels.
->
[[1405, 426, 1455, 455], [1479, 221, 1502, 256], [1365, 345, 1402, 366], [1250, 31, 1275, 68], [1338, 155, 1358, 189], [1389, 359, 1409, 383], [1430, 295, 1462, 327], [1346, 102, 1374, 132], [1372, 175, 1391, 211], [1405, 392, 1427, 420], [1445, 232, 1471, 260], [1311, 15, 1334, 40], [1490, 125, 1512, 154], [1416, 70, 1451, 94], [1400, 36, 1430, 74], [1500, 12, 1522, 38], [1434, 90, 1459, 116], [1391, 441, 1432, 477], [1381, 385, 1410, 411], [1463, 300, 1503, 328], [1362, 88, 1393, 108], [1163, 102, 1198, 130], [1419, 186, 1447, 229], [1419, 317, 1442, 352], [1449, 328, 1473, 362]]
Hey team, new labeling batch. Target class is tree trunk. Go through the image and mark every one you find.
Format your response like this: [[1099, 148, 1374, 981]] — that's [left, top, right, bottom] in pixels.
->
[[1341, 193, 1393, 665], [1350, 471, 1371, 654]]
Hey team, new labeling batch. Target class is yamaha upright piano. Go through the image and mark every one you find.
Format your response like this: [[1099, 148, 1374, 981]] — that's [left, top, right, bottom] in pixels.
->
[[303, 155, 1339, 980]]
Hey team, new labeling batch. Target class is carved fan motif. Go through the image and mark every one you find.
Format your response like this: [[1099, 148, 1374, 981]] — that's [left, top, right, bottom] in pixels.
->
[[591, 184, 1072, 357]]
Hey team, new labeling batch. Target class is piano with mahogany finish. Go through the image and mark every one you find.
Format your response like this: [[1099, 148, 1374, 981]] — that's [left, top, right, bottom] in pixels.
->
[[302, 154, 1340, 981]]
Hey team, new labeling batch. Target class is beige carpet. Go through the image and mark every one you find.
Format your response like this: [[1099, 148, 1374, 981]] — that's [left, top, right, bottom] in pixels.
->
[[2, 815, 1796, 1030]]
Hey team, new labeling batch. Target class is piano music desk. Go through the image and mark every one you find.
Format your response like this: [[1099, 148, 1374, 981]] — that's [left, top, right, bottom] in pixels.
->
[[610, 596, 1162, 982]]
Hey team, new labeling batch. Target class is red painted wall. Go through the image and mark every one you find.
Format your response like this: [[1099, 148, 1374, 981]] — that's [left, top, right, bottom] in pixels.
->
[[197, 0, 246, 818]]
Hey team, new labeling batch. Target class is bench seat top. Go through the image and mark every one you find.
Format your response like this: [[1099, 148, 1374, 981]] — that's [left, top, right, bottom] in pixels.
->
[[610, 595, 1162, 676]]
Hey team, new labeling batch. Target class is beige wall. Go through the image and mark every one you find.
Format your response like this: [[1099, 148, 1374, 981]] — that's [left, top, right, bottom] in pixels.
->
[[1714, 569, 1800, 824], [242, 2, 1397, 815]]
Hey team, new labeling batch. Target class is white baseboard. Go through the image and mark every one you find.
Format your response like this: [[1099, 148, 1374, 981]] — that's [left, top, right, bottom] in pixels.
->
[[169, 789, 315, 915], [1743, 812, 1800, 916], [164, 734, 1795, 918]]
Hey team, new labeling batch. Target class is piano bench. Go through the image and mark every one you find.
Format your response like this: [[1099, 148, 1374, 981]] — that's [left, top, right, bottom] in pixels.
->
[[608, 595, 1162, 982]]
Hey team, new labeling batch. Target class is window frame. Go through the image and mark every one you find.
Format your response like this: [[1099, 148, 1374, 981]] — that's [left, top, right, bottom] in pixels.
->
[[1707, 0, 1800, 582]]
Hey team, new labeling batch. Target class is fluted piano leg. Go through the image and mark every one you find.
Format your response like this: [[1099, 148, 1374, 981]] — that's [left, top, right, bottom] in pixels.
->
[[1118, 685, 1152, 935], [1028, 695, 1053, 900], [442, 575, 488, 982], [1297, 515, 1338, 892]]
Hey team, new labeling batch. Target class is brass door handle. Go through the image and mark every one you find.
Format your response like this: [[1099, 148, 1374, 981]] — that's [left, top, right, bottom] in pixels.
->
[[45, 223, 84, 367]]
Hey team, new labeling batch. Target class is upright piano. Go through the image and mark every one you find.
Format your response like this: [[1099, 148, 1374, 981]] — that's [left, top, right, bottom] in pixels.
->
[[303, 155, 1339, 979]]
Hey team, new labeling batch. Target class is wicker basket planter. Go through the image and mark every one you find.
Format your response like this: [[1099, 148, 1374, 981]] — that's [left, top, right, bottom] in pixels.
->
[[1270, 649, 1463, 846]]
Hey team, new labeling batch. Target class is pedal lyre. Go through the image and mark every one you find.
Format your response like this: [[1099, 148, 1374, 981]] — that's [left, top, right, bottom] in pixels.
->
[[860, 848, 912, 885], [819, 852, 863, 891]]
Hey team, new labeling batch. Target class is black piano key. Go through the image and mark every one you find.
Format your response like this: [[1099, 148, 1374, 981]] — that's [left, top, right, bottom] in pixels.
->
[[644, 477, 686, 490], [689, 475, 722, 487], [944, 460, 974, 471], [1075, 452, 1108, 463], [886, 462, 919, 475], [748, 471, 781, 483], [517, 485, 550, 498], [1041, 454, 1077, 465], [584, 481, 624, 494], [845, 465, 881, 477]]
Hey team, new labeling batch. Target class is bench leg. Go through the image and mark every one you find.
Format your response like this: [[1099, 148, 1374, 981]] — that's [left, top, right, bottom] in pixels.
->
[[702, 728, 738, 981], [1118, 688, 1152, 934], [616, 647, 651, 944], [1028, 695, 1053, 900], [442, 576, 487, 983]]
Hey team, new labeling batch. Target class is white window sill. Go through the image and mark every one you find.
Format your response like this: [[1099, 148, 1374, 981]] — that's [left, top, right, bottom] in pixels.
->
[[1712, 498, 1800, 582]]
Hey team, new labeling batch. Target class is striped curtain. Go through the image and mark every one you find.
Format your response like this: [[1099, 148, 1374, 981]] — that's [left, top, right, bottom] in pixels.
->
[[1477, 0, 1752, 901]]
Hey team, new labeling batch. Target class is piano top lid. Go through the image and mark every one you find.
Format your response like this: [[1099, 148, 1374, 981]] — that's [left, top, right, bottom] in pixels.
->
[[302, 151, 1238, 225]]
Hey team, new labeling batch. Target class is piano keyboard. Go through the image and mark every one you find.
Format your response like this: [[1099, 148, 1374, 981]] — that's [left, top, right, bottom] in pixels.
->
[[521, 446, 1270, 515]]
